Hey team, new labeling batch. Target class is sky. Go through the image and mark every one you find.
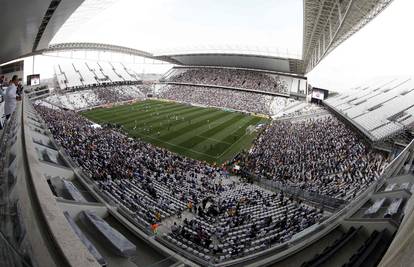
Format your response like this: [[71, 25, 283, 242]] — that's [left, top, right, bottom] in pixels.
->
[[52, 0, 303, 57], [306, 0, 414, 91], [46, 0, 414, 92]]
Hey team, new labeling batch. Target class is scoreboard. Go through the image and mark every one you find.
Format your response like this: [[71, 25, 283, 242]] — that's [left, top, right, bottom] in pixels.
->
[[311, 88, 329, 101], [27, 74, 40, 86]]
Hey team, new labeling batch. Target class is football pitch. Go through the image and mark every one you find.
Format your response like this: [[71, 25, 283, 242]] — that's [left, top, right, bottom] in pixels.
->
[[82, 99, 269, 164]]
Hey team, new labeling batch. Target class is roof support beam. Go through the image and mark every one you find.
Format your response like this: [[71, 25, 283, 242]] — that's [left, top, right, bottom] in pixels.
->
[[302, 0, 395, 73]]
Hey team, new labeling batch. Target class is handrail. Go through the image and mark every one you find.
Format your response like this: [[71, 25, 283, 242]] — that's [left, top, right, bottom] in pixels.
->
[[256, 177, 348, 211]]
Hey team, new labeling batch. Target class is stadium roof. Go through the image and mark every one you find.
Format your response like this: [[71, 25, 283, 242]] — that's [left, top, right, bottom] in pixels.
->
[[153, 52, 304, 75], [0, 0, 395, 74], [302, 0, 393, 73], [0, 0, 84, 64], [154, 0, 393, 74], [45, 42, 153, 58], [39, 43, 304, 74], [146, 0, 393, 75]]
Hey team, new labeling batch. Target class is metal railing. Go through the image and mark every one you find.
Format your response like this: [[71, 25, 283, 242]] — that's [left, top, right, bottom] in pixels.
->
[[235, 167, 348, 211], [257, 177, 348, 210]]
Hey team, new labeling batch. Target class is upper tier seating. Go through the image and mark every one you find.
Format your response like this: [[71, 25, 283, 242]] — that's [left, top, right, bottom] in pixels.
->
[[111, 62, 137, 81], [44, 85, 146, 110], [59, 63, 83, 88], [76, 62, 98, 85], [98, 62, 124, 82], [165, 67, 292, 95], [87, 62, 108, 82], [57, 62, 139, 89], [325, 77, 414, 141]]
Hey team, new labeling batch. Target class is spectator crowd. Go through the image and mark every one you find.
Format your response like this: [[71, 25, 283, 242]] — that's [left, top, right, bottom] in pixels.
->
[[43, 84, 148, 110], [35, 104, 324, 263], [159, 85, 290, 115], [166, 68, 291, 94], [235, 116, 387, 200], [166, 184, 322, 263], [35, 105, 229, 220]]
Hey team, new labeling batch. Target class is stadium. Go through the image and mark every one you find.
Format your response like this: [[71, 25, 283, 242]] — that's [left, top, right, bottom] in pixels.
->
[[0, 0, 413, 267]]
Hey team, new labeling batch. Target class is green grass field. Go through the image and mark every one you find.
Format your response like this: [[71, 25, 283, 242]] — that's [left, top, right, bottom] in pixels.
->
[[81, 99, 269, 164]]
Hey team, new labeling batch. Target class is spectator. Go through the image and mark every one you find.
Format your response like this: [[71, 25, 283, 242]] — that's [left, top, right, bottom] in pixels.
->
[[0, 75, 5, 102], [4, 75, 21, 120], [151, 222, 159, 235]]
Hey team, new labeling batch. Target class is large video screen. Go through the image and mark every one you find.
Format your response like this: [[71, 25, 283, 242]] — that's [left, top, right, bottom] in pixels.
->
[[311, 89, 325, 100], [27, 74, 40, 86]]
